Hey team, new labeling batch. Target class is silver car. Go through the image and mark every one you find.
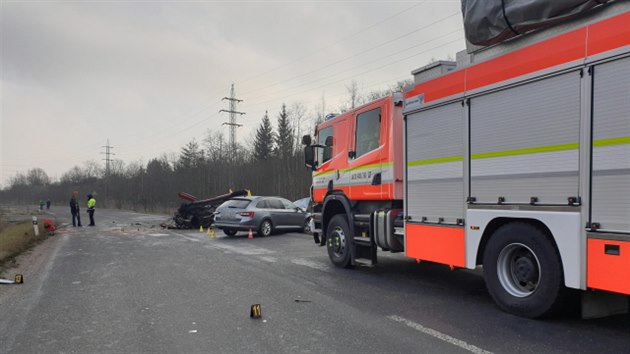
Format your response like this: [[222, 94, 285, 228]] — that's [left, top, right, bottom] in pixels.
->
[[214, 196, 309, 237]]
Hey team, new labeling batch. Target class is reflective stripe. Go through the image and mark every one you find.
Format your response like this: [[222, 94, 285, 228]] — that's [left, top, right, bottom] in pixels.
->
[[407, 136, 630, 166], [314, 162, 393, 177]]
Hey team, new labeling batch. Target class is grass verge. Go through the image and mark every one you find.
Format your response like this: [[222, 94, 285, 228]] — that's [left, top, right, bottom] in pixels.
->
[[0, 219, 49, 269]]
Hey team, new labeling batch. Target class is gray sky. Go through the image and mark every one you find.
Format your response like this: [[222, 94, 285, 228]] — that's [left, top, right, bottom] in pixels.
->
[[0, 0, 464, 187]]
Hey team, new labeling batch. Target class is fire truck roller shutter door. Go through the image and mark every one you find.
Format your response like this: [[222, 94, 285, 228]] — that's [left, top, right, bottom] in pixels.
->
[[590, 56, 630, 233], [469, 70, 581, 205], [406, 102, 465, 224]]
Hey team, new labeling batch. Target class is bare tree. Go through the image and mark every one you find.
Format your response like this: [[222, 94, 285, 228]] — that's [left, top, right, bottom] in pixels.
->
[[288, 102, 308, 152], [26, 168, 50, 186]]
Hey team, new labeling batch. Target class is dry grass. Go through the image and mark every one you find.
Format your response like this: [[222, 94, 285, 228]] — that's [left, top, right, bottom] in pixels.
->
[[0, 218, 47, 267]]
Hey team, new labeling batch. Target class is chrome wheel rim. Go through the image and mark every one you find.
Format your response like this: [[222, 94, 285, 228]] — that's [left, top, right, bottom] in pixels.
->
[[329, 226, 346, 258], [261, 221, 271, 236], [497, 243, 541, 298]]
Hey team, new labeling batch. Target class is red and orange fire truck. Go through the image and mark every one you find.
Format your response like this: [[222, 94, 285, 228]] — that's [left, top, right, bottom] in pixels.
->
[[303, 2, 630, 318]]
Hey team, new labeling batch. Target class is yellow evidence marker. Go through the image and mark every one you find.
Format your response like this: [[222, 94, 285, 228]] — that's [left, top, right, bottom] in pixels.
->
[[250, 304, 262, 318]]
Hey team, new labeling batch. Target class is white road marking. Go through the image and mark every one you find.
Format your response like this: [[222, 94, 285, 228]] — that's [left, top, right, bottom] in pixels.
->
[[259, 256, 277, 263], [387, 315, 493, 354], [172, 232, 202, 243], [188, 330, 198, 333], [147, 233, 169, 237]]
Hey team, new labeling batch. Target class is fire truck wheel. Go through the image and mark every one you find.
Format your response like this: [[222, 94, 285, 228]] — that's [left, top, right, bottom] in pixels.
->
[[483, 222, 563, 318], [327, 214, 352, 268]]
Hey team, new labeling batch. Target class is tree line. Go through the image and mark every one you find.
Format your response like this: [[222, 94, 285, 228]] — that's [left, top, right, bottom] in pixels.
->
[[1, 80, 412, 213]]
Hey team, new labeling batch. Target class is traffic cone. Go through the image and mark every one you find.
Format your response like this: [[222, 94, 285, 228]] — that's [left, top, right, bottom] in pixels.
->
[[199, 225, 204, 233], [206, 229, 211, 237], [248, 228, 254, 239], [211, 229, 216, 238]]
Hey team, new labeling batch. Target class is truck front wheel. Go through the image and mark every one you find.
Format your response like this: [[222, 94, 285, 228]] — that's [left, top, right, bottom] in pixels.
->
[[326, 214, 352, 268], [483, 222, 563, 318]]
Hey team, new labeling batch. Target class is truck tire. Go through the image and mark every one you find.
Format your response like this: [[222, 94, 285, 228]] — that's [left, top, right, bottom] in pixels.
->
[[326, 214, 352, 268], [483, 222, 563, 318]]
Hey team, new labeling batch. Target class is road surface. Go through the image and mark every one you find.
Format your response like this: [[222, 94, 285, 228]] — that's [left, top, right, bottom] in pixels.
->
[[1, 206, 629, 353]]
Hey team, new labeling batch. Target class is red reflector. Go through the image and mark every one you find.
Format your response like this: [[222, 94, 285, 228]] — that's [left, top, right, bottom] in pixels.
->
[[239, 212, 255, 217]]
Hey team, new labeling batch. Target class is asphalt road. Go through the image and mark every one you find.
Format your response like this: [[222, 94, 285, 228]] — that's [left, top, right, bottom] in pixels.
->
[[1, 206, 629, 353]]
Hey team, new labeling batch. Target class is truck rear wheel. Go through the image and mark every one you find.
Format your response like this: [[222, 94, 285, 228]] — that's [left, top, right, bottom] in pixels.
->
[[326, 214, 352, 268], [483, 222, 563, 318]]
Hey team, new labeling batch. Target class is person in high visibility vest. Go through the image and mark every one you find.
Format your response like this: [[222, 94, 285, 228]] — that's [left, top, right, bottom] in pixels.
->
[[87, 194, 96, 226]]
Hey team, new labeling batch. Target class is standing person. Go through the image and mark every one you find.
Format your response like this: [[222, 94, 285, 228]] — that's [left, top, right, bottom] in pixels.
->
[[87, 194, 96, 226], [69, 192, 82, 227], [39, 199, 45, 211], [46, 199, 51, 210]]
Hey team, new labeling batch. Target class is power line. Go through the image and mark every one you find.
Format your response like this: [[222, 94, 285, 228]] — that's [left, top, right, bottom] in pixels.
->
[[236, 1, 428, 85], [238, 11, 460, 97], [243, 29, 462, 108], [245, 37, 462, 111]]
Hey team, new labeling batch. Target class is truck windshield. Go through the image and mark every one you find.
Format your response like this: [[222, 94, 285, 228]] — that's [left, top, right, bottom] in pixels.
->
[[317, 126, 333, 165]]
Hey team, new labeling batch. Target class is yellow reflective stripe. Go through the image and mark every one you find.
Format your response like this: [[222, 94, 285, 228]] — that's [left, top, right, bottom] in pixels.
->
[[471, 142, 579, 160], [314, 162, 393, 176], [344, 162, 392, 172], [314, 170, 335, 177], [408, 156, 463, 167], [593, 136, 630, 147]]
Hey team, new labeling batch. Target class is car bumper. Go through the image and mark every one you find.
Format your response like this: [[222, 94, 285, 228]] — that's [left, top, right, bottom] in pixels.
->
[[214, 221, 258, 231]]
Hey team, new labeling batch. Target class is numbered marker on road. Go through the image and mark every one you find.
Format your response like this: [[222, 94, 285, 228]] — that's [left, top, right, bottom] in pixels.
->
[[250, 304, 262, 319]]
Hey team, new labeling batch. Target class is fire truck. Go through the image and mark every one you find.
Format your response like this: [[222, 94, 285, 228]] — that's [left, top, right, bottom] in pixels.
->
[[303, 2, 630, 318]]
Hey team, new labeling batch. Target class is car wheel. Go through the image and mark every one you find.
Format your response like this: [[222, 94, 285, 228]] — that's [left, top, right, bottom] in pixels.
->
[[483, 222, 563, 318], [326, 214, 352, 268], [259, 219, 273, 237], [223, 229, 237, 236]]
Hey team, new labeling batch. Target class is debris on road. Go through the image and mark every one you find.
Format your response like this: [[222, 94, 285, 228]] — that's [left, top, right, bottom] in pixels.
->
[[161, 189, 251, 229], [0, 274, 23, 285]]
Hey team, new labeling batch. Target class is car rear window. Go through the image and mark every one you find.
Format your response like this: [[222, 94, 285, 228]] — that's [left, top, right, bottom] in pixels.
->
[[221, 199, 251, 208]]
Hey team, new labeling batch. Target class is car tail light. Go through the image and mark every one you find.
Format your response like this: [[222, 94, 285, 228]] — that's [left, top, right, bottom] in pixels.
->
[[239, 212, 255, 217]]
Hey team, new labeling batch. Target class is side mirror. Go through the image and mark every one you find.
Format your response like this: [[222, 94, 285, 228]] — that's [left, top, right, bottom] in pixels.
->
[[304, 146, 315, 170], [302, 135, 312, 146]]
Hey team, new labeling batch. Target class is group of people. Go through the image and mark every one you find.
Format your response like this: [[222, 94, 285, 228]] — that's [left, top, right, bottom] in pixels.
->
[[38, 199, 51, 210], [69, 192, 96, 227]]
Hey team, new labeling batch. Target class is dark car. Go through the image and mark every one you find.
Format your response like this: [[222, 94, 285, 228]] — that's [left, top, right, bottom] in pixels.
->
[[214, 196, 309, 236]]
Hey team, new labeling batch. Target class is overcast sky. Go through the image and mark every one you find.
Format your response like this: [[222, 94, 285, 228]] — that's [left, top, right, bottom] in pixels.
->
[[0, 0, 464, 187]]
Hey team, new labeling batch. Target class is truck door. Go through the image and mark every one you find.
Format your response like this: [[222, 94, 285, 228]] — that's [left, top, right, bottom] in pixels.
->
[[348, 104, 385, 200]]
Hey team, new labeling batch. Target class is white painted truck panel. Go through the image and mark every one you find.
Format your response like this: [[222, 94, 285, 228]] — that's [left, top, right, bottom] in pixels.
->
[[466, 209, 583, 289]]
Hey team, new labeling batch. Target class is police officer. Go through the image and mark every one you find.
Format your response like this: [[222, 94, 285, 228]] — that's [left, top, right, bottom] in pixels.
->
[[70, 191, 82, 227], [87, 194, 96, 226]]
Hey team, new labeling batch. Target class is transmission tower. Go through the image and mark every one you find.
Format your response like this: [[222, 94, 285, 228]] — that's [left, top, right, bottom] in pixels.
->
[[101, 139, 115, 203], [101, 139, 115, 177], [219, 84, 245, 161]]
